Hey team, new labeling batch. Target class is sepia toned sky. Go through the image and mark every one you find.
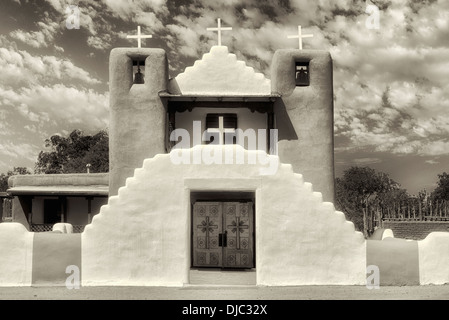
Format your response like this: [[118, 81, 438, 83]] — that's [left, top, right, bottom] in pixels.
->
[[0, 0, 448, 195]]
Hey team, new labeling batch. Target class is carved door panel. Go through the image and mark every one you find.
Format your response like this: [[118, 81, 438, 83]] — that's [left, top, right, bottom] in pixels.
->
[[192, 201, 254, 269], [223, 202, 254, 268], [192, 202, 222, 267]]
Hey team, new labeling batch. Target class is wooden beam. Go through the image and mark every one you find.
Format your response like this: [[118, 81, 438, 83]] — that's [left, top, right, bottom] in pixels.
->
[[168, 101, 274, 113]]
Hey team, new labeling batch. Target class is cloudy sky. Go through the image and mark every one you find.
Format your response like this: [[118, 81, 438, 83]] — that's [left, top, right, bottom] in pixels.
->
[[0, 0, 448, 195]]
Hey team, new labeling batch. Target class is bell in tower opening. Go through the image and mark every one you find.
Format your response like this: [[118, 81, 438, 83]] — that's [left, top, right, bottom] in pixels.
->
[[295, 61, 309, 86], [133, 60, 145, 84]]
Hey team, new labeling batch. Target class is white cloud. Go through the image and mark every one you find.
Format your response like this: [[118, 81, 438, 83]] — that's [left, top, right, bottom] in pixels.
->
[[0, 141, 39, 164], [329, 0, 449, 160], [9, 13, 62, 51], [103, 0, 169, 19], [87, 35, 112, 51], [0, 85, 109, 130], [420, 141, 449, 157], [0, 42, 101, 87], [353, 157, 382, 165], [425, 159, 439, 165], [4, 0, 449, 166]]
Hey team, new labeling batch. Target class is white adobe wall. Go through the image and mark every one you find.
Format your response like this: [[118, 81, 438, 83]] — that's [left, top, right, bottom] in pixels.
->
[[418, 232, 449, 285], [82, 146, 365, 286], [0, 223, 33, 286], [257, 170, 366, 285], [174, 46, 271, 96]]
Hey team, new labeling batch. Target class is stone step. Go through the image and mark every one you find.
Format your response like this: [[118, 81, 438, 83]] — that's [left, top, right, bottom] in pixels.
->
[[189, 268, 256, 285]]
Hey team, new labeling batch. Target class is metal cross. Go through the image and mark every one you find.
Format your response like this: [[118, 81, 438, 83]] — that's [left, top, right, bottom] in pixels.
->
[[197, 216, 218, 249], [227, 217, 248, 249], [127, 26, 153, 48], [287, 25, 313, 50], [207, 18, 232, 46]]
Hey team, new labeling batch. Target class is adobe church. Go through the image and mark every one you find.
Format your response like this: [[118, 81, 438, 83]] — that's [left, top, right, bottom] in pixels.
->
[[1, 23, 448, 287]]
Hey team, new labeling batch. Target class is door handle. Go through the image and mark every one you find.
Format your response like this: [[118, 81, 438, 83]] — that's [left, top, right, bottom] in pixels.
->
[[219, 231, 228, 247]]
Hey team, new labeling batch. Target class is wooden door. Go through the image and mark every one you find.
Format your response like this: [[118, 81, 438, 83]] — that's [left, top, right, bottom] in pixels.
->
[[192, 202, 223, 267], [192, 201, 254, 268], [223, 202, 254, 268]]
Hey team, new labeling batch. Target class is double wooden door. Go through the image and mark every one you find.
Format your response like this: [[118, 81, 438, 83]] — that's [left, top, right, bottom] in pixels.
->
[[192, 201, 254, 268]]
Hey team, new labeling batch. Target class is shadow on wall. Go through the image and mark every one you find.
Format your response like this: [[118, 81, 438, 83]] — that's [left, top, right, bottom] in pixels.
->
[[0, 222, 81, 287]]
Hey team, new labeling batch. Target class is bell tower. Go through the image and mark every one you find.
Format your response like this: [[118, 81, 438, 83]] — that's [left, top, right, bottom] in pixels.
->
[[271, 49, 335, 202], [109, 47, 169, 196]]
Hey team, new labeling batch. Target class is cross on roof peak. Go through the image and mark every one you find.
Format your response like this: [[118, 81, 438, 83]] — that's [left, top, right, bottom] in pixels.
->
[[127, 26, 153, 48], [207, 18, 232, 46], [287, 25, 313, 50]]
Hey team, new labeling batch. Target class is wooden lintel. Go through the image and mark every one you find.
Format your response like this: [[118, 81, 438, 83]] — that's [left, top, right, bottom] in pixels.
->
[[168, 101, 274, 113]]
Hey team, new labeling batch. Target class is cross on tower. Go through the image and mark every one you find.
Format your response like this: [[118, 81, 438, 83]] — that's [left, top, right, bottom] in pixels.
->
[[127, 26, 153, 48], [287, 25, 313, 50], [207, 18, 232, 46], [206, 116, 235, 145]]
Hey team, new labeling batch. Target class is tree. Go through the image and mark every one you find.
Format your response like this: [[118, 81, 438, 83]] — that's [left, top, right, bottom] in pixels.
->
[[0, 167, 32, 192], [335, 166, 400, 237], [431, 172, 449, 200], [35, 129, 109, 174], [335, 177, 364, 232]]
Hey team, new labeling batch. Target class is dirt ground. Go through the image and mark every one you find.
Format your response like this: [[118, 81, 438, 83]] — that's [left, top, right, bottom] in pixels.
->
[[0, 284, 447, 300]]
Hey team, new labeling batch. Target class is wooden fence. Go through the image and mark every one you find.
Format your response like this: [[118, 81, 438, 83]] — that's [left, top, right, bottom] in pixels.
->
[[368, 198, 449, 231]]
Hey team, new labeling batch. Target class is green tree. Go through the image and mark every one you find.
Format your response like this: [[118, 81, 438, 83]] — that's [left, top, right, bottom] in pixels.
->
[[335, 166, 400, 237], [35, 129, 109, 174], [431, 172, 449, 200], [0, 167, 32, 192]]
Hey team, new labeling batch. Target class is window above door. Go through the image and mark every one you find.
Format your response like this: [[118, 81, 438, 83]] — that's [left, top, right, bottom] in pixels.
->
[[205, 113, 237, 145]]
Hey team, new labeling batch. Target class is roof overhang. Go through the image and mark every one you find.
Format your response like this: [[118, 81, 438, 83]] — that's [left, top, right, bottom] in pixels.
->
[[160, 93, 280, 113], [7, 186, 109, 197], [159, 93, 281, 102]]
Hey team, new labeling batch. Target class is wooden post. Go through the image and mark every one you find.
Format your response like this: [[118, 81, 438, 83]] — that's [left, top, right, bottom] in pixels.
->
[[167, 111, 176, 152], [86, 197, 93, 224], [59, 196, 67, 223], [267, 112, 275, 155]]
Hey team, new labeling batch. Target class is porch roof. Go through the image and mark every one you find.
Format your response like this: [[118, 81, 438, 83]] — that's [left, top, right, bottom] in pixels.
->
[[7, 185, 108, 197]]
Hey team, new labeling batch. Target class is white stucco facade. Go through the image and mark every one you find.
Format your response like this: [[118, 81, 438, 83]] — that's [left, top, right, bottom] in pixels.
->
[[418, 232, 449, 285], [175, 46, 271, 96], [82, 146, 366, 286], [0, 223, 33, 286]]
